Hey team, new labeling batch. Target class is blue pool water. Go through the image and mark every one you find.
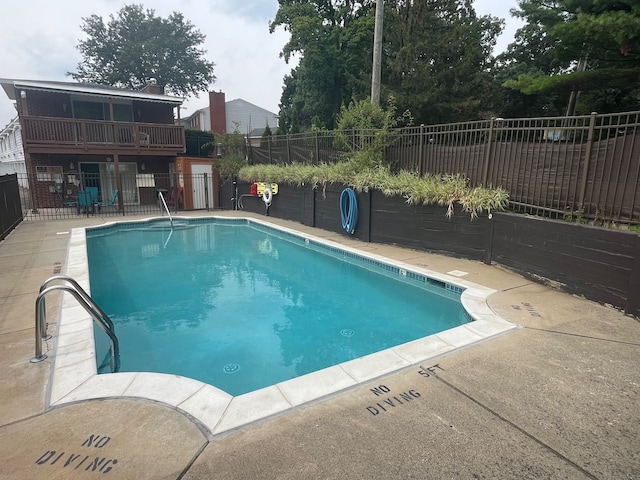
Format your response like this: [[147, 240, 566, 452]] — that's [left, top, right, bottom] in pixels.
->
[[86, 219, 468, 396]]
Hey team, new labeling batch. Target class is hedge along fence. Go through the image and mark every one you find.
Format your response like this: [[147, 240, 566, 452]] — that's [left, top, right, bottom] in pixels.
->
[[236, 181, 640, 318]]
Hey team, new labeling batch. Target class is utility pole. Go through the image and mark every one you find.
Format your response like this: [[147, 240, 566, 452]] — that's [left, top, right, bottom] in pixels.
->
[[565, 53, 588, 117], [371, 0, 384, 106]]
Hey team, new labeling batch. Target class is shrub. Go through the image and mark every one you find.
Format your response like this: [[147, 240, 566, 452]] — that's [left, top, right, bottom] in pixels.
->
[[238, 163, 508, 219]]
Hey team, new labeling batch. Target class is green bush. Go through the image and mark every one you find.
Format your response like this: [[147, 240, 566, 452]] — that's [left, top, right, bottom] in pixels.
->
[[334, 98, 413, 169], [213, 127, 247, 177], [216, 154, 247, 178]]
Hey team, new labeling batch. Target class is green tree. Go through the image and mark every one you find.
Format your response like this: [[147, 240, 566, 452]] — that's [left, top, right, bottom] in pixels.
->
[[69, 4, 216, 97], [492, 20, 569, 117], [261, 123, 273, 148], [277, 72, 299, 134], [502, 0, 640, 114], [215, 125, 247, 177], [384, 0, 504, 124], [272, 0, 503, 128], [270, 0, 376, 131]]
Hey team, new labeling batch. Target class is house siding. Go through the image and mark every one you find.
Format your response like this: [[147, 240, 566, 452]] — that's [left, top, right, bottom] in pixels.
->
[[225, 99, 278, 135], [182, 109, 210, 132], [0, 117, 26, 182]]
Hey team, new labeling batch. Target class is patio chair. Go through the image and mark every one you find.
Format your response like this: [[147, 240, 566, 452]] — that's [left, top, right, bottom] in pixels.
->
[[77, 191, 95, 215], [163, 187, 175, 204], [165, 187, 183, 210], [97, 189, 119, 211], [55, 190, 78, 212], [86, 186, 99, 203]]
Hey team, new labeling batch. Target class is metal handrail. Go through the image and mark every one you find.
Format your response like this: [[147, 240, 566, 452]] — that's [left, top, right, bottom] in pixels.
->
[[38, 275, 115, 331], [31, 275, 120, 373], [158, 191, 174, 229]]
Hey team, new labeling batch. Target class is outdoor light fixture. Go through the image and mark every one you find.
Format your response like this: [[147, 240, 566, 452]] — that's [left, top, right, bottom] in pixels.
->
[[106, 157, 112, 162], [141, 163, 146, 171], [19, 91, 28, 116], [69, 162, 75, 170]]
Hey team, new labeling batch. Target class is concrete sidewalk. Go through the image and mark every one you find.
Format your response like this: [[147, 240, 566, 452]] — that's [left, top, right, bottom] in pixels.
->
[[0, 214, 638, 479]]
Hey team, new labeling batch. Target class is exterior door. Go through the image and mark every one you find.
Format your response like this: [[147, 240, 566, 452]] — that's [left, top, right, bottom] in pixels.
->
[[99, 162, 138, 204], [191, 163, 214, 209]]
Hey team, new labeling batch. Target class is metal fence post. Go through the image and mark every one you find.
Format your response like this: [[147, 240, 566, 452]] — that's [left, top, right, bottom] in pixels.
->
[[204, 172, 209, 210], [286, 135, 291, 164], [268, 135, 272, 164], [418, 125, 425, 176], [578, 112, 598, 211], [481, 118, 495, 186], [315, 131, 320, 166]]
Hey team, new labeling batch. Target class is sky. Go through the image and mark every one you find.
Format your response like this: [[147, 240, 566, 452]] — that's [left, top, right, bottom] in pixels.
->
[[0, 0, 523, 130]]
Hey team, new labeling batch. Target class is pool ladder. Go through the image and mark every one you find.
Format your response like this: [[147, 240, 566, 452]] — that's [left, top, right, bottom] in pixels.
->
[[31, 275, 120, 373]]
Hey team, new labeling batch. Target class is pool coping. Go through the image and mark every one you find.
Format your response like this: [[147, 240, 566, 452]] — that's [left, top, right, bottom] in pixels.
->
[[47, 215, 517, 438]]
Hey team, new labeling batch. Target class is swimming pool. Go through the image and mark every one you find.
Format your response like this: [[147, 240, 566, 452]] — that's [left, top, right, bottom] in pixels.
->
[[86, 218, 469, 396], [50, 215, 516, 436]]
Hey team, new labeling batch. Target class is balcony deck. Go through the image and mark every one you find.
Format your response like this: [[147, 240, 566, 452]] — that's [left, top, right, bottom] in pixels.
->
[[21, 117, 185, 156]]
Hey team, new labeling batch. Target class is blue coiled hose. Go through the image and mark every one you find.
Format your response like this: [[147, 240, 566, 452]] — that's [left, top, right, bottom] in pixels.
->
[[340, 188, 358, 235]]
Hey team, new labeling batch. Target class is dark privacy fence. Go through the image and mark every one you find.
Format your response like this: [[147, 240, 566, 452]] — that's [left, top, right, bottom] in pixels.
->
[[249, 111, 640, 225], [234, 182, 640, 318], [0, 174, 23, 241]]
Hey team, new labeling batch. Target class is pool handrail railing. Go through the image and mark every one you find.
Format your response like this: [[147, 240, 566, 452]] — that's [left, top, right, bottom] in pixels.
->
[[158, 191, 174, 229], [32, 275, 120, 373]]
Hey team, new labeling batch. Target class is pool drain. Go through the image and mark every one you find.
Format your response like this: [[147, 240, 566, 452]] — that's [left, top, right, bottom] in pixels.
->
[[340, 328, 354, 337], [223, 363, 240, 373]]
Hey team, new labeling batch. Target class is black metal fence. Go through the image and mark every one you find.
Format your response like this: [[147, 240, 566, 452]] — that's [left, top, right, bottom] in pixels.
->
[[249, 111, 640, 225], [11, 172, 219, 221], [0, 174, 23, 240], [185, 135, 215, 157]]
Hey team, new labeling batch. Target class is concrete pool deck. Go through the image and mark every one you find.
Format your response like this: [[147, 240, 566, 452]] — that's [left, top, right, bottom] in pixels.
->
[[0, 212, 638, 479]]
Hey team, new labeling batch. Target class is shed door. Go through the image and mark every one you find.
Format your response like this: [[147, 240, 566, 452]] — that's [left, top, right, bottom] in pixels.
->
[[191, 164, 214, 209]]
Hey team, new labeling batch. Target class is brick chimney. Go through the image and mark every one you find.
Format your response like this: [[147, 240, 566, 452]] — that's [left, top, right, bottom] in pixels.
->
[[142, 78, 164, 95], [209, 90, 226, 133]]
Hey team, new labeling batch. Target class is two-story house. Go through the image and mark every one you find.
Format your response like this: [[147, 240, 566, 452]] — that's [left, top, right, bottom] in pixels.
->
[[0, 78, 187, 212]]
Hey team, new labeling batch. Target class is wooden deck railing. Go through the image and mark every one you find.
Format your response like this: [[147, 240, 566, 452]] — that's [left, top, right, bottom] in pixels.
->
[[21, 117, 185, 153]]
